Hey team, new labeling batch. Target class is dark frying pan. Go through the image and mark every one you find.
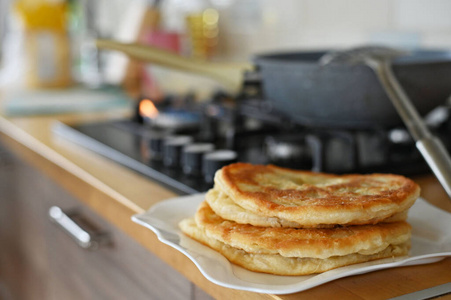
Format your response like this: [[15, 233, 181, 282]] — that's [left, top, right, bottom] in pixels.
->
[[96, 40, 451, 129], [255, 50, 451, 128]]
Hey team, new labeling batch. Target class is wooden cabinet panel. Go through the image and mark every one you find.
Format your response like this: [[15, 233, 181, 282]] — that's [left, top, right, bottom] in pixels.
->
[[0, 143, 50, 300], [0, 142, 212, 300], [43, 177, 192, 300]]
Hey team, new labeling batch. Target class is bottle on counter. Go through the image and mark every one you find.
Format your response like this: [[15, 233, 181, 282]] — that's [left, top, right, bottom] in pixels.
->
[[15, 0, 72, 88], [185, 3, 219, 60]]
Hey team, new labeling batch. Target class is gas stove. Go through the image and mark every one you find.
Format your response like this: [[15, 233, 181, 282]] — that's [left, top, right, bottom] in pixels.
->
[[53, 93, 451, 195]]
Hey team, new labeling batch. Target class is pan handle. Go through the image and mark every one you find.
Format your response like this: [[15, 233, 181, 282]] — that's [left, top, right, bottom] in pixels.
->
[[370, 59, 451, 201], [416, 137, 451, 199], [96, 39, 253, 94]]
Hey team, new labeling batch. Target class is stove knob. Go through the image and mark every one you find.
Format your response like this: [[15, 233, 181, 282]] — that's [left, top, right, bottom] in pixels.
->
[[145, 132, 170, 161], [202, 150, 238, 183], [163, 136, 193, 167], [181, 143, 215, 176]]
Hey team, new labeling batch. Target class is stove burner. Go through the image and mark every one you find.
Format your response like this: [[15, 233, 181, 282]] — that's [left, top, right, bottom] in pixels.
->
[[137, 98, 201, 130], [53, 94, 451, 194], [264, 135, 311, 167]]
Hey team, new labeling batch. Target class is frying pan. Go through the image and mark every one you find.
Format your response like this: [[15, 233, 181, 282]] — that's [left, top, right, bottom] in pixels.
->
[[96, 40, 451, 129], [255, 50, 451, 128]]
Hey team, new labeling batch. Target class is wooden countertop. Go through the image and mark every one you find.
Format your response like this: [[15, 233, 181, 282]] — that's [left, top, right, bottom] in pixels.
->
[[0, 109, 450, 300]]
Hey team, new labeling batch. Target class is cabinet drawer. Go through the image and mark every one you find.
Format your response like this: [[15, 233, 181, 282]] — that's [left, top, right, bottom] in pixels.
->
[[44, 172, 205, 300], [0, 142, 212, 300]]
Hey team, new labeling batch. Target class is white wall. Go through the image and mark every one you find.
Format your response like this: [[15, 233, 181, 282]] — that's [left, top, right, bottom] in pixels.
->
[[197, 0, 451, 60], [87, 0, 451, 61]]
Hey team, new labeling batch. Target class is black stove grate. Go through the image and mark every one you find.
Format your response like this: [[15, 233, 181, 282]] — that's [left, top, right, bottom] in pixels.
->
[[53, 97, 451, 195]]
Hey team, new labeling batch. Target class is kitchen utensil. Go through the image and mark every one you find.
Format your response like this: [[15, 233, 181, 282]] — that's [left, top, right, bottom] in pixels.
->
[[96, 40, 451, 129], [320, 45, 451, 200], [96, 39, 252, 94]]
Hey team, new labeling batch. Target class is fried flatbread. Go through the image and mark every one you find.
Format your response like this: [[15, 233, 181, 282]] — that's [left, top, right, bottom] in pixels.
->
[[195, 201, 411, 259], [206, 187, 307, 227], [206, 187, 408, 228], [215, 163, 420, 226], [179, 217, 410, 276]]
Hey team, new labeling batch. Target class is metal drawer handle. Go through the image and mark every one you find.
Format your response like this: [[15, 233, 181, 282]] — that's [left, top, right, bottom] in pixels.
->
[[49, 206, 110, 250]]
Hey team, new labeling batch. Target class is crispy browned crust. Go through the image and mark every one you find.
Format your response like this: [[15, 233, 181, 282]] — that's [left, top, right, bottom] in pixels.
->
[[206, 187, 408, 228], [179, 217, 410, 276], [215, 163, 420, 226], [195, 201, 411, 259]]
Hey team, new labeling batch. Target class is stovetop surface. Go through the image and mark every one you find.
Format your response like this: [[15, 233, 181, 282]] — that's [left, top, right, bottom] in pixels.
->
[[53, 117, 438, 195], [54, 120, 214, 194], [52, 94, 451, 195]]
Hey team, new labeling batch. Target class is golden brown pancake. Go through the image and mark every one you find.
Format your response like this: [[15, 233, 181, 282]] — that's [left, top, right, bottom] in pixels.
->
[[179, 217, 410, 276], [195, 201, 411, 259], [215, 163, 420, 226], [179, 163, 417, 275], [205, 187, 308, 227], [206, 187, 408, 228]]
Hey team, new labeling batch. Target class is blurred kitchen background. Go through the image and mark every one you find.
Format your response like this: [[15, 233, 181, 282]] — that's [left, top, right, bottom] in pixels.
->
[[0, 0, 451, 105]]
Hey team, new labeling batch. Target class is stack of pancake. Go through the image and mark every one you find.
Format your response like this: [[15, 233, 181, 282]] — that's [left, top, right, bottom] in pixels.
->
[[179, 163, 420, 275]]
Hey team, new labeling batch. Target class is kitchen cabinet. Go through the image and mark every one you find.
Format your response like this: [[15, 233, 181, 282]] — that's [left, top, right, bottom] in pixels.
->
[[0, 141, 212, 300], [0, 142, 49, 299]]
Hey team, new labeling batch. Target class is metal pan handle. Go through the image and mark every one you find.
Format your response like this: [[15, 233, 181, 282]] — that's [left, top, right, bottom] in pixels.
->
[[370, 60, 451, 201], [416, 137, 451, 199]]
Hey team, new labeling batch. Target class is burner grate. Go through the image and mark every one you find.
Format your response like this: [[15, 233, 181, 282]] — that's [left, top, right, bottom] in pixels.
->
[[53, 96, 451, 194]]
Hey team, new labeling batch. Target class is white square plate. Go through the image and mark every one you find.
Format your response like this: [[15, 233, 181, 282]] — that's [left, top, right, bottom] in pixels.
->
[[132, 196, 451, 295]]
